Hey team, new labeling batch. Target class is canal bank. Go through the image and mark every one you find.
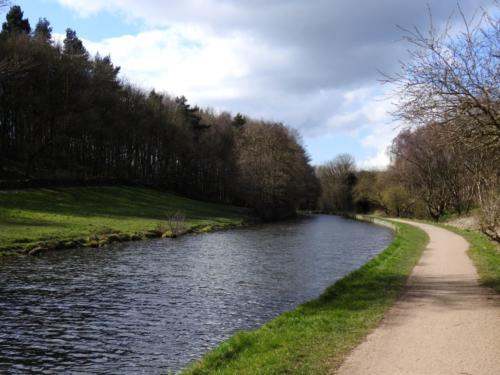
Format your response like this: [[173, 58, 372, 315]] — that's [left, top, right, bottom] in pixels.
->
[[0, 186, 248, 256], [182, 220, 428, 374]]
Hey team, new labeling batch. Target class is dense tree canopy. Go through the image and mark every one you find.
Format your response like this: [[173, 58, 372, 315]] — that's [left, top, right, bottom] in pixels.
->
[[0, 6, 319, 219]]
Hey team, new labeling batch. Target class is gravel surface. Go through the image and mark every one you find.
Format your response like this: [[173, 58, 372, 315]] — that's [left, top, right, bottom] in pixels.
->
[[335, 220, 500, 375]]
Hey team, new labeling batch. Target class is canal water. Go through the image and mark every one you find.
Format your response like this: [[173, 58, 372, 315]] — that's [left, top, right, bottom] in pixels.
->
[[0, 215, 393, 374]]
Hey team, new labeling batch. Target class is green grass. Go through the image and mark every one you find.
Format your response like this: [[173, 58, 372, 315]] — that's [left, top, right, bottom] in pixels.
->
[[182, 221, 429, 375], [0, 186, 248, 255], [437, 224, 500, 293]]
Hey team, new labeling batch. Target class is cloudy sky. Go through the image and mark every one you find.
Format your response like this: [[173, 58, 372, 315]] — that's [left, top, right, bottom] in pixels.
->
[[13, 0, 492, 167]]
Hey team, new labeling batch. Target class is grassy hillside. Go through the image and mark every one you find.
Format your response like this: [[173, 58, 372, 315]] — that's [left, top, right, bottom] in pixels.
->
[[182, 221, 428, 375], [0, 186, 248, 255]]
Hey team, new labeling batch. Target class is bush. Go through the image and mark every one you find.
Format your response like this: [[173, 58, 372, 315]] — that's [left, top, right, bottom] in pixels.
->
[[167, 211, 188, 238], [479, 190, 500, 243]]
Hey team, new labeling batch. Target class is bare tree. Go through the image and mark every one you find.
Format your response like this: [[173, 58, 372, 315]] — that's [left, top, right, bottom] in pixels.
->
[[385, 4, 499, 153], [317, 154, 357, 213], [390, 125, 477, 220], [235, 121, 316, 220], [386, 3, 499, 233]]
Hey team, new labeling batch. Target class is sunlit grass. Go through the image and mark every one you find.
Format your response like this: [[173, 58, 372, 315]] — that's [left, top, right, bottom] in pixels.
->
[[0, 186, 247, 255], [182, 221, 428, 375]]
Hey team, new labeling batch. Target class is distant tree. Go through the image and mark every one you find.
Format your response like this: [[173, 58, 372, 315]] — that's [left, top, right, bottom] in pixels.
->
[[235, 121, 316, 220], [175, 96, 205, 130], [353, 170, 387, 213], [1, 5, 30, 35], [0, 10, 319, 220], [390, 124, 479, 220], [232, 113, 246, 129], [33, 18, 52, 43], [63, 28, 87, 57], [382, 185, 416, 217], [317, 154, 357, 213]]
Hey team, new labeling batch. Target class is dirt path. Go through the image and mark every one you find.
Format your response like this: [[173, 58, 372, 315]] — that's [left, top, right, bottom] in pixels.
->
[[335, 220, 500, 375]]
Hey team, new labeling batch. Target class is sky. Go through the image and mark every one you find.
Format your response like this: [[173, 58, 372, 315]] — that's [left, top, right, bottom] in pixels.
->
[[8, 0, 493, 168]]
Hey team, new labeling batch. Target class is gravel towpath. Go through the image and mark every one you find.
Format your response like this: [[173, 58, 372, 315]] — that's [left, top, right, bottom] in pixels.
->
[[335, 220, 500, 375]]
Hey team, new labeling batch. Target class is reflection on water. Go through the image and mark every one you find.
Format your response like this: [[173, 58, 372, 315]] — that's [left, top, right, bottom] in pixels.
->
[[0, 215, 392, 374]]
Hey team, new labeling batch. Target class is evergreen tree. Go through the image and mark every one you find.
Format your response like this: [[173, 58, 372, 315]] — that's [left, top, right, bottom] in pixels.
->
[[1, 5, 30, 35], [0, 11, 320, 219], [34, 18, 52, 43], [175, 95, 208, 133], [232, 113, 246, 128], [63, 28, 87, 57]]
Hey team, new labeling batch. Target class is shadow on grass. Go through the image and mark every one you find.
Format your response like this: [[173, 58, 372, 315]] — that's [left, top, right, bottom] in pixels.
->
[[0, 186, 247, 222], [0, 217, 69, 228]]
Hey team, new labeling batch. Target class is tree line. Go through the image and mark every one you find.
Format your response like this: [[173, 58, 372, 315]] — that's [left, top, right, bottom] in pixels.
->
[[0, 5, 319, 220], [317, 5, 499, 242]]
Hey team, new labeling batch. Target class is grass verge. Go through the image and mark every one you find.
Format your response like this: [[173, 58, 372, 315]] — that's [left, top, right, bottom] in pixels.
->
[[181, 220, 428, 375], [0, 186, 248, 256], [438, 224, 500, 293]]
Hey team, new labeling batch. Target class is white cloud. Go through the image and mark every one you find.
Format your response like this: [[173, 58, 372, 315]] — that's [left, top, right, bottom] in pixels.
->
[[358, 116, 400, 169], [51, 0, 490, 169], [80, 25, 297, 105], [78, 26, 399, 168]]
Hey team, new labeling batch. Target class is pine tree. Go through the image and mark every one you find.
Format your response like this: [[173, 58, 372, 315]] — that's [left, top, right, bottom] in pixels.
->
[[232, 113, 246, 129], [34, 18, 52, 43], [175, 96, 207, 132], [1, 5, 31, 35], [63, 28, 88, 57]]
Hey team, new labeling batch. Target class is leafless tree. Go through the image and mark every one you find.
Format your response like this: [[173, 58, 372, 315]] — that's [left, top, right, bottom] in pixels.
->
[[385, 4, 499, 153], [390, 125, 477, 220], [235, 121, 317, 220], [317, 154, 357, 213], [386, 3, 499, 232]]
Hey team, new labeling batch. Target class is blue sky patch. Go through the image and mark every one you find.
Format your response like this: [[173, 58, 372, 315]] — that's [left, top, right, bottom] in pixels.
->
[[13, 0, 142, 40]]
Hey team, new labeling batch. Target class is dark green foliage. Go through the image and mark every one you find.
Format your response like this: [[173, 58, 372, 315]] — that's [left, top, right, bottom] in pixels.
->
[[33, 18, 52, 42], [175, 95, 205, 132], [63, 28, 87, 56], [232, 113, 246, 128], [1, 5, 30, 35], [0, 6, 319, 219]]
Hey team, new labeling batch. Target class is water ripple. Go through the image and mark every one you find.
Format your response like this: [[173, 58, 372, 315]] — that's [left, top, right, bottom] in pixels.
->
[[0, 215, 392, 374]]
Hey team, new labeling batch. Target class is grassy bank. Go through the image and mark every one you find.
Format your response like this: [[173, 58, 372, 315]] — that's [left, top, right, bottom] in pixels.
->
[[439, 224, 500, 293], [0, 186, 248, 256], [182, 220, 428, 375]]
